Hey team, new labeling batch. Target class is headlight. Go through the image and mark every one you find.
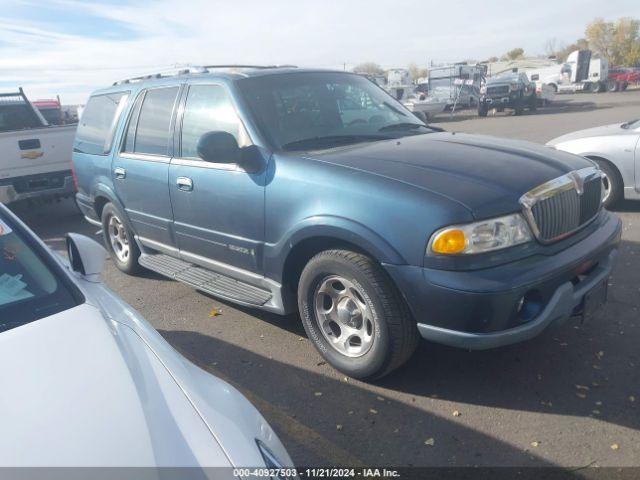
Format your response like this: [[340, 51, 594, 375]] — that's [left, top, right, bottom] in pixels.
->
[[256, 440, 293, 479], [428, 213, 533, 255]]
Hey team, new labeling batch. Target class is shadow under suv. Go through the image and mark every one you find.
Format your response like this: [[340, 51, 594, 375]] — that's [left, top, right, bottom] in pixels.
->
[[73, 66, 621, 379]]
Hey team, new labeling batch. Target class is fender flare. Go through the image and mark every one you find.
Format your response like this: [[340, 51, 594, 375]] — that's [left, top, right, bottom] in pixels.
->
[[266, 215, 407, 283]]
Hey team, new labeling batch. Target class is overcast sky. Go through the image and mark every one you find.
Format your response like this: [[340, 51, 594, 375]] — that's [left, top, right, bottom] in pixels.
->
[[0, 0, 636, 104]]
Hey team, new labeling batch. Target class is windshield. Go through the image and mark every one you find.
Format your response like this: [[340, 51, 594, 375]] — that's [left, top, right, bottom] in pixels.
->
[[237, 72, 431, 150], [624, 118, 640, 129], [0, 212, 79, 333]]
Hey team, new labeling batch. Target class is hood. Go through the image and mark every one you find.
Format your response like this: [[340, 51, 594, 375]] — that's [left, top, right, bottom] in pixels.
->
[[0, 304, 228, 467], [305, 131, 592, 218], [547, 123, 627, 145]]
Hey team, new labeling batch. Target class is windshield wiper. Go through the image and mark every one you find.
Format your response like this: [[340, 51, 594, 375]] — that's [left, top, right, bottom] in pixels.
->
[[378, 123, 444, 133], [281, 134, 390, 151]]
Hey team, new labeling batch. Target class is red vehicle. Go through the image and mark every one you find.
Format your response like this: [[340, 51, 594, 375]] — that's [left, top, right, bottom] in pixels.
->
[[608, 67, 640, 92], [32, 97, 64, 125]]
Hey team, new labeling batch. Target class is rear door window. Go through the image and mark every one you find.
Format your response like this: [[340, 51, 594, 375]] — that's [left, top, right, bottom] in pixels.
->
[[132, 87, 179, 156], [74, 92, 128, 155]]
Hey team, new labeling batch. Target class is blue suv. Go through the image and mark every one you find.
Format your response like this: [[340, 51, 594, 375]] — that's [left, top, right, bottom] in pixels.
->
[[73, 66, 621, 379]]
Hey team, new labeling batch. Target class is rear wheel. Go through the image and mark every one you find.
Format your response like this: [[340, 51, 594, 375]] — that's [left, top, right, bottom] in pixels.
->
[[592, 160, 623, 209], [298, 250, 419, 380], [101, 202, 141, 274], [607, 80, 618, 92]]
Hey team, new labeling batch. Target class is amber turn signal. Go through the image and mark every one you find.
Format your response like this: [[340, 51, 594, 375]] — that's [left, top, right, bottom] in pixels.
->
[[430, 229, 466, 254]]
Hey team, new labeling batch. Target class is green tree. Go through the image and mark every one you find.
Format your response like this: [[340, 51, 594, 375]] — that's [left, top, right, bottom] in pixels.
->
[[352, 62, 384, 75], [500, 48, 525, 61]]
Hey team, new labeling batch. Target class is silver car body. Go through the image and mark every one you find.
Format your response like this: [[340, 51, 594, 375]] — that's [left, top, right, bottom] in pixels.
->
[[547, 121, 640, 200], [0, 204, 292, 469]]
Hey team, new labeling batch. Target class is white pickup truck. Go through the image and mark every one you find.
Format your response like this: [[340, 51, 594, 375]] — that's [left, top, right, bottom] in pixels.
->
[[0, 89, 77, 204]]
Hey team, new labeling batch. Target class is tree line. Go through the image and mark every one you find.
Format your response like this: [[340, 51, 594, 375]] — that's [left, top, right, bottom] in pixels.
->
[[353, 16, 640, 76]]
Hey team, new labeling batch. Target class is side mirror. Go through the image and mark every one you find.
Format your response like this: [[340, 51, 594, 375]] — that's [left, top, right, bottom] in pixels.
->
[[197, 131, 240, 164], [66, 233, 107, 282]]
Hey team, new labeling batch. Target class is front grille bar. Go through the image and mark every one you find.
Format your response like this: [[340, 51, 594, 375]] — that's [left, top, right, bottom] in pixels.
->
[[519, 166, 603, 244]]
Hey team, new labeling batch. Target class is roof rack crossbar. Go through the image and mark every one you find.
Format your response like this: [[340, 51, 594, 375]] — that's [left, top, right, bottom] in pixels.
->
[[112, 64, 297, 85]]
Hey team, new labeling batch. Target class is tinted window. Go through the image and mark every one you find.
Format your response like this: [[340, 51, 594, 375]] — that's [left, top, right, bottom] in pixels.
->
[[181, 85, 249, 159], [0, 213, 79, 333], [0, 104, 42, 133], [74, 92, 128, 155], [122, 92, 145, 153], [134, 87, 179, 156]]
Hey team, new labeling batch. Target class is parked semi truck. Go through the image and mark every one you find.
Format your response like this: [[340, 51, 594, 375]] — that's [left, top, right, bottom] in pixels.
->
[[0, 88, 77, 204], [524, 50, 611, 93]]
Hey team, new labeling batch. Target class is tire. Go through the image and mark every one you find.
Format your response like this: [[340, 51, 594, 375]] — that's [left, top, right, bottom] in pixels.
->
[[514, 96, 524, 116], [478, 104, 488, 117], [101, 202, 141, 274], [592, 160, 623, 209], [607, 80, 618, 92], [298, 250, 419, 380]]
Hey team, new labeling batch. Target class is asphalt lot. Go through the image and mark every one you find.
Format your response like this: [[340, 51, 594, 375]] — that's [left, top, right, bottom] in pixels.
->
[[10, 90, 640, 469]]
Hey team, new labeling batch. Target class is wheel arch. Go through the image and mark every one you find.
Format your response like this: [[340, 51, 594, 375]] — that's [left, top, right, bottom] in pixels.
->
[[274, 219, 406, 296], [91, 184, 126, 220], [584, 154, 623, 179]]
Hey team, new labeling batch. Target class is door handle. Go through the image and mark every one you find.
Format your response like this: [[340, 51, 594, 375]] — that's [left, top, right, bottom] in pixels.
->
[[176, 176, 193, 191], [114, 167, 126, 179]]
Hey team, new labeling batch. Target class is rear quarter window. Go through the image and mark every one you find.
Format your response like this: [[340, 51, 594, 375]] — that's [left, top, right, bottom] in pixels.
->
[[74, 92, 129, 155]]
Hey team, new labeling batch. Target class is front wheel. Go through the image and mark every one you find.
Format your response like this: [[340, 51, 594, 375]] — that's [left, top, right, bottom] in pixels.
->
[[101, 202, 141, 274], [514, 97, 524, 116], [298, 250, 419, 380], [593, 160, 623, 209]]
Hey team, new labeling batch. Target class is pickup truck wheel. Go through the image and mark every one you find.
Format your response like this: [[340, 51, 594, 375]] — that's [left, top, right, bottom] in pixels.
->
[[101, 203, 141, 274], [298, 250, 419, 380], [593, 160, 622, 209], [514, 96, 524, 116]]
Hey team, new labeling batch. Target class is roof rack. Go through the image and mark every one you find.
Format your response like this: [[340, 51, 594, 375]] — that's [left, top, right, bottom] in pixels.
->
[[112, 64, 297, 86]]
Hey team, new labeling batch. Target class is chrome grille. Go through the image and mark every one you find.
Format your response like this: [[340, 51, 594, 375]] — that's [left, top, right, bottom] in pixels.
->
[[520, 167, 603, 243]]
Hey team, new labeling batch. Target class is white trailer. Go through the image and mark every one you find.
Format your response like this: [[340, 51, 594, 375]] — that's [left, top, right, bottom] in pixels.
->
[[0, 89, 77, 204]]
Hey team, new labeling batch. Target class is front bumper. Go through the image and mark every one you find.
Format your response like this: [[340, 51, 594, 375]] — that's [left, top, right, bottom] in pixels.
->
[[0, 171, 75, 204], [481, 94, 519, 108], [384, 211, 622, 350]]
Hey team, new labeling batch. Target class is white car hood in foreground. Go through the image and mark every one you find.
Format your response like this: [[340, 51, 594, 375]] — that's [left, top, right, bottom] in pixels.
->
[[0, 304, 228, 467], [547, 123, 626, 145]]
